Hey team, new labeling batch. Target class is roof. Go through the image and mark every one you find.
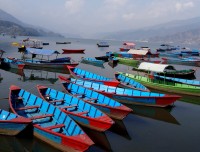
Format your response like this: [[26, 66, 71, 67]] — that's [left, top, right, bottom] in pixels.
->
[[127, 49, 149, 55], [138, 62, 175, 73], [123, 42, 135, 46], [26, 48, 59, 56]]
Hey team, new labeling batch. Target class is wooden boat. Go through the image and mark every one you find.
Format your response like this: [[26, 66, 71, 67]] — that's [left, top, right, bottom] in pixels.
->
[[23, 48, 79, 68], [115, 72, 150, 91], [1, 57, 25, 69], [154, 74, 200, 86], [67, 66, 120, 87], [62, 49, 85, 54], [42, 42, 49, 45], [97, 42, 109, 47], [120, 42, 135, 52], [133, 62, 196, 79], [117, 57, 140, 67], [24, 58, 78, 69], [59, 77, 181, 107], [58, 75, 133, 120], [81, 57, 105, 65], [108, 57, 118, 66], [156, 44, 173, 52], [162, 57, 200, 67], [56, 42, 71, 44], [120, 72, 200, 97], [95, 56, 109, 62], [37, 85, 114, 132], [9, 85, 94, 151], [0, 109, 32, 136]]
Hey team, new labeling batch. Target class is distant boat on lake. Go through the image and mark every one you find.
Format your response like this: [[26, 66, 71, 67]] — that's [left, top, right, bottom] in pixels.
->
[[97, 42, 109, 47]]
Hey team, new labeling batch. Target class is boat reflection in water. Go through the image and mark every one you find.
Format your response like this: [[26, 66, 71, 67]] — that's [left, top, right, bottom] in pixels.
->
[[109, 119, 131, 140], [0, 66, 70, 84], [83, 127, 112, 152], [127, 104, 180, 125], [0, 135, 61, 152], [0, 135, 32, 152]]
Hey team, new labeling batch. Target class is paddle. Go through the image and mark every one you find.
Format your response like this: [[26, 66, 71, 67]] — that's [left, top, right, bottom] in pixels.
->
[[0, 97, 9, 100]]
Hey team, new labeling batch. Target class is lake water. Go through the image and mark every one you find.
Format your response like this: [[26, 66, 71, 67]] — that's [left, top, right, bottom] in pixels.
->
[[0, 36, 200, 152]]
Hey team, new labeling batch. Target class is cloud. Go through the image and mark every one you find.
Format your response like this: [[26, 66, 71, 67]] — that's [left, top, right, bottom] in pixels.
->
[[175, 1, 194, 11], [122, 13, 135, 20], [65, 0, 84, 14]]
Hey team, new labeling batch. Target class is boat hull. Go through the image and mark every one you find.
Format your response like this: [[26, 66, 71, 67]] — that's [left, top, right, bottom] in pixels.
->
[[0, 118, 32, 136], [24, 61, 78, 68], [62, 49, 85, 54], [99, 92, 179, 107]]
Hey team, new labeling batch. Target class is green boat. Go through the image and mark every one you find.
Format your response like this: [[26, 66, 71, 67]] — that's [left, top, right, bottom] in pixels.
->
[[118, 72, 200, 97], [117, 57, 139, 67]]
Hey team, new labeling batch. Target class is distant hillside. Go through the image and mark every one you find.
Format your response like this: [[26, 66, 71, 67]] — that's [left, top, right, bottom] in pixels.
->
[[98, 17, 200, 44], [0, 9, 63, 37]]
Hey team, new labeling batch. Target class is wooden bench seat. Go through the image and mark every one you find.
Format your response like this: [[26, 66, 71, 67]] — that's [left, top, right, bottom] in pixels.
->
[[60, 104, 78, 109], [30, 114, 53, 120], [84, 98, 98, 101], [49, 99, 64, 103], [73, 93, 84, 97], [45, 124, 65, 130], [16, 105, 39, 111], [17, 97, 23, 100], [77, 111, 89, 115]]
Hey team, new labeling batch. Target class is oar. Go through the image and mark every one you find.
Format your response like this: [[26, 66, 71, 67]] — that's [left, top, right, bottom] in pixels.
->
[[0, 97, 9, 100]]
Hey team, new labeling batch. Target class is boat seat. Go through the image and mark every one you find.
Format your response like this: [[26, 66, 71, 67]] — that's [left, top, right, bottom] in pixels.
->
[[16, 97, 23, 100], [16, 105, 39, 111], [49, 99, 64, 103], [60, 104, 78, 109], [73, 93, 84, 97], [30, 114, 53, 120], [84, 98, 98, 101], [45, 124, 65, 130], [77, 111, 89, 115]]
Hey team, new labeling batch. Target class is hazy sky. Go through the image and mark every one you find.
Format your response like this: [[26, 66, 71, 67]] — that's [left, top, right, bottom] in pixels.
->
[[0, 0, 200, 37]]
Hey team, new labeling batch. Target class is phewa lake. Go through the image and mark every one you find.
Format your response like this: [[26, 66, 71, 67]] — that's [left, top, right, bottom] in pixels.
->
[[0, 36, 200, 152]]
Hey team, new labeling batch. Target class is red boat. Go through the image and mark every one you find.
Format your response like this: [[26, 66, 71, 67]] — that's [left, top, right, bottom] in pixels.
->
[[62, 49, 85, 54], [59, 78, 181, 108], [120, 42, 135, 52], [67, 66, 120, 87], [37, 85, 114, 132], [58, 75, 133, 120]]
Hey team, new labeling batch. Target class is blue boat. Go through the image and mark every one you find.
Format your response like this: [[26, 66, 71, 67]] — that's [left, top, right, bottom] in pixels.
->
[[67, 66, 120, 87], [58, 75, 132, 120], [0, 109, 32, 136], [59, 77, 181, 107], [37, 85, 114, 132], [9, 85, 94, 152], [1, 57, 25, 69], [81, 57, 105, 68], [115, 72, 150, 91], [154, 74, 200, 86], [162, 57, 200, 67]]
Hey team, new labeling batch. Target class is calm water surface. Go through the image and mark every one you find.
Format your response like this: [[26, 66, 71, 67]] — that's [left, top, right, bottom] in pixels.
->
[[0, 36, 200, 152]]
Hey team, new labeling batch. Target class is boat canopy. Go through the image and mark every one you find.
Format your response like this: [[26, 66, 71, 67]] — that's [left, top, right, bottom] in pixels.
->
[[127, 49, 149, 55], [26, 48, 59, 56], [138, 62, 175, 73]]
